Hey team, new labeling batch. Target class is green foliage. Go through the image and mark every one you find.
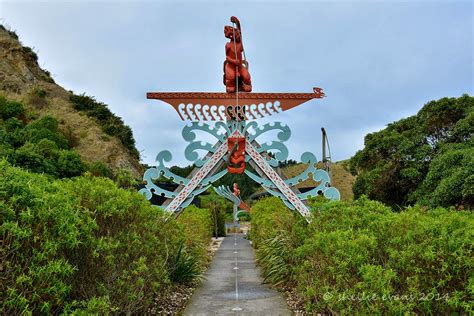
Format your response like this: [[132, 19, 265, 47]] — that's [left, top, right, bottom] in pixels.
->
[[237, 212, 250, 221], [0, 95, 86, 178], [200, 190, 230, 237], [88, 161, 113, 178], [167, 205, 214, 284], [251, 198, 306, 286], [177, 205, 212, 261], [22, 46, 38, 61], [56, 150, 85, 178], [350, 95, 473, 208], [33, 88, 47, 98], [27, 87, 48, 109], [25, 116, 69, 148], [167, 240, 202, 283], [0, 161, 211, 314], [414, 145, 473, 208], [256, 233, 292, 286], [114, 168, 137, 189], [170, 164, 194, 178], [61, 175, 182, 313], [250, 197, 303, 248], [215, 168, 260, 199], [69, 93, 139, 159], [251, 196, 473, 314], [0, 161, 96, 314], [0, 95, 25, 120]]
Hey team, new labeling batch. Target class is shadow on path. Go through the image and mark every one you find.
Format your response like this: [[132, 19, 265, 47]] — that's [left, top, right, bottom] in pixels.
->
[[184, 233, 290, 315]]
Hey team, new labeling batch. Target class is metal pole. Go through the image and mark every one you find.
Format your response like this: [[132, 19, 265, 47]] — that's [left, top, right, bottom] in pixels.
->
[[321, 127, 327, 165]]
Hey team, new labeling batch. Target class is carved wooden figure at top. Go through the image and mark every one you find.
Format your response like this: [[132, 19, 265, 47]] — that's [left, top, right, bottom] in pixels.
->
[[223, 16, 252, 93]]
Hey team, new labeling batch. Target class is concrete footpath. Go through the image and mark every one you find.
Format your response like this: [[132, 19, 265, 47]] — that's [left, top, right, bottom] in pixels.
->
[[183, 233, 290, 316]]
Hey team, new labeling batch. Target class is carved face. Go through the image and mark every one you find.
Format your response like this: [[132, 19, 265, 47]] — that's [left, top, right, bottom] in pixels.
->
[[224, 25, 241, 42]]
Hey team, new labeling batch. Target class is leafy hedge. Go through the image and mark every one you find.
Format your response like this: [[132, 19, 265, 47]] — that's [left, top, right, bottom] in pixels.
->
[[200, 190, 231, 237], [0, 161, 212, 314], [69, 93, 139, 159], [177, 205, 213, 263], [251, 197, 473, 314]]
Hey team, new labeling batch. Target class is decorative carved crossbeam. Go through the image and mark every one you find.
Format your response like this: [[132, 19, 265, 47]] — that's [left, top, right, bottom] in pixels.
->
[[147, 88, 325, 121]]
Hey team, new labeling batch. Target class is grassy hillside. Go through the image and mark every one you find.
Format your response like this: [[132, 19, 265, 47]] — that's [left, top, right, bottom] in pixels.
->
[[0, 25, 142, 177], [280, 161, 355, 201]]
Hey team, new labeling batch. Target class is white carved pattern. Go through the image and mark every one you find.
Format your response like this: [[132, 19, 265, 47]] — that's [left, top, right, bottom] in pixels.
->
[[177, 102, 282, 121], [246, 139, 311, 219], [165, 130, 241, 213], [165, 140, 228, 212]]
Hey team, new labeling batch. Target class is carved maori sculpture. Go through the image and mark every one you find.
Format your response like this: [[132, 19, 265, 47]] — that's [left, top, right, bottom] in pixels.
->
[[142, 16, 340, 221], [227, 136, 246, 174], [223, 16, 252, 93]]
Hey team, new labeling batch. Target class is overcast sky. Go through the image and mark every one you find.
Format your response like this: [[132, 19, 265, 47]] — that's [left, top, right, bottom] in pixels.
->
[[1, 0, 472, 166]]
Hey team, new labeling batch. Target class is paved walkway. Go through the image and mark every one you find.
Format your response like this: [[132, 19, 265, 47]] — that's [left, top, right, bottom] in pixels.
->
[[184, 234, 290, 315]]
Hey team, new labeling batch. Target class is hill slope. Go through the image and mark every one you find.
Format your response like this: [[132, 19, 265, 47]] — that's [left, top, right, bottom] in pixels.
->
[[0, 25, 142, 177], [281, 161, 355, 201]]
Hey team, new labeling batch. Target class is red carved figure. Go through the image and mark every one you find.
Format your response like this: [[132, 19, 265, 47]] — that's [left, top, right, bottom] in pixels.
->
[[223, 16, 252, 93], [233, 183, 240, 197], [227, 137, 246, 174]]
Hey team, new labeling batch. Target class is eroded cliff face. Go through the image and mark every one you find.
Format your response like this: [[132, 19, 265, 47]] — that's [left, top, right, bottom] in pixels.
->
[[0, 26, 143, 178]]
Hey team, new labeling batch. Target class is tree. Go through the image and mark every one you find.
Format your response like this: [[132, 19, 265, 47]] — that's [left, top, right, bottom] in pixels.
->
[[350, 94, 473, 208]]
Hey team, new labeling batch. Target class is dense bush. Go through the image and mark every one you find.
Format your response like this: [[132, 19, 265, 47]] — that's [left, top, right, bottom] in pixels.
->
[[251, 197, 473, 314], [177, 206, 213, 262], [350, 95, 473, 209], [200, 190, 230, 237], [237, 212, 251, 221], [0, 161, 212, 314], [0, 96, 25, 120], [69, 93, 139, 159], [251, 198, 306, 286], [414, 144, 473, 208], [0, 96, 86, 178], [88, 161, 113, 178]]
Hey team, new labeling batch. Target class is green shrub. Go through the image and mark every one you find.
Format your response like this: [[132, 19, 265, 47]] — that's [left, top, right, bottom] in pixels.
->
[[0, 161, 197, 314], [168, 240, 202, 283], [414, 145, 473, 208], [177, 205, 212, 260], [22, 46, 38, 61], [237, 212, 250, 221], [0, 96, 88, 179], [0, 161, 94, 314], [251, 198, 307, 287], [69, 93, 139, 159], [350, 95, 473, 209], [251, 196, 473, 314], [250, 197, 302, 248], [0, 96, 25, 120], [56, 150, 85, 178], [88, 161, 112, 178], [200, 190, 230, 237], [62, 175, 183, 314], [25, 116, 69, 149], [114, 168, 137, 189]]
